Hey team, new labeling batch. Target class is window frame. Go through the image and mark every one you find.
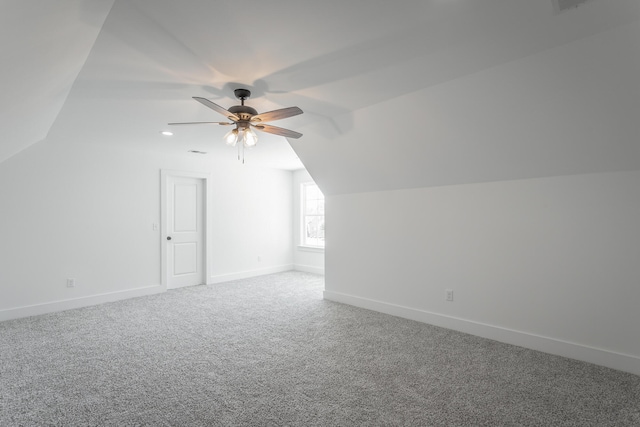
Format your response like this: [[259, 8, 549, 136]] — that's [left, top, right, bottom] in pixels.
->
[[299, 182, 325, 250]]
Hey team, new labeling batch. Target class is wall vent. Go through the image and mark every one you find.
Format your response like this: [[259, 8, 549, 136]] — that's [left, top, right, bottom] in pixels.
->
[[553, 0, 594, 13]]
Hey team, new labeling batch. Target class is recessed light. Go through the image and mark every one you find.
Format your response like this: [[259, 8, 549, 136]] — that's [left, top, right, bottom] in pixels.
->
[[160, 131, 173, 136]]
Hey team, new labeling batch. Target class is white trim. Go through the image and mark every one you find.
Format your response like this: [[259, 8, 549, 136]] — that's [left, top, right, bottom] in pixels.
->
[[323, 290, 640, 376], [297, 245, 325, 253], [0, 285, 163, 322], [209, 264, 293, 284], [294, 264, 325, 275], [160, 170, 212, 290]]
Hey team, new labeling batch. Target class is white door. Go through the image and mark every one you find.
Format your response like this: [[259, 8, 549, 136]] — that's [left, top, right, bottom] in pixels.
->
[[166, 176, 205, 289]]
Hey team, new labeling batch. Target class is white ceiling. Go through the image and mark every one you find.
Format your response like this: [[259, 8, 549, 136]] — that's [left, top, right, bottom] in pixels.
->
[[0, 0, 113, 163], [2, 0, 639, 190]]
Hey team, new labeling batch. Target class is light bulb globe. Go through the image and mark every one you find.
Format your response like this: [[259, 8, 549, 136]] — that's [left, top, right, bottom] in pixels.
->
[[244, 128, 258, 148], [223, 128, 239, 146]]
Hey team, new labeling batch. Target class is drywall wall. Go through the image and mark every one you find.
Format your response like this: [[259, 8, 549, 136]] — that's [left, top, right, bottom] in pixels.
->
[[292, 169, 325, 274], [0, 132, 292, 319], [325, 170, 640, 374]]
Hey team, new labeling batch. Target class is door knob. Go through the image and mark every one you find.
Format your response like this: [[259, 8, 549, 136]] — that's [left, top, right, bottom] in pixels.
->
[[167, 236, 172, 240]]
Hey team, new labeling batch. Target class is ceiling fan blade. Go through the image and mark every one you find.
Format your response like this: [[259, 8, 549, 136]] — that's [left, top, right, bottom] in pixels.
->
[[168, 121, 233, 125], [250, 106, 303, 123], [193, 97, 239, 121], [253, 124, 303, 139]]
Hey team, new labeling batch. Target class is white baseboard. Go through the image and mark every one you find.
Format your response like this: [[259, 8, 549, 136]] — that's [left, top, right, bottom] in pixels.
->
[[0, 266, 296, 322], [293, 264, 325, 275], [0, 284, 164, 322], [208, 264, 294, 284], [323, 290, 640, 377]]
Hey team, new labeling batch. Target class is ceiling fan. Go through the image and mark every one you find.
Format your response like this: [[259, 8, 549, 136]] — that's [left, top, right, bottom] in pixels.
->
[[168, 88, 303, 149]]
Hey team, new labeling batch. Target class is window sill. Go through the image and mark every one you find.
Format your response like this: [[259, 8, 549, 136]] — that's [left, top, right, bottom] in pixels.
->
[[297, 245, 325, 253]]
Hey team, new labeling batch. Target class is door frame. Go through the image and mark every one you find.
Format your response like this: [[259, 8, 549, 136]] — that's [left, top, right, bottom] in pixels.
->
[[160, 169, 212, 289]]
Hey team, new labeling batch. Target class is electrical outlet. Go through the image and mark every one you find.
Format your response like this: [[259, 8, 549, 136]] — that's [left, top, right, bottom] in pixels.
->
[[257, 255, 262, 262], [445, 289, 454, 302], [67, 278, 76, 288]]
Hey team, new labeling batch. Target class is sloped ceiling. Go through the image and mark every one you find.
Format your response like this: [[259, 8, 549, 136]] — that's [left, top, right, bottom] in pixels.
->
[[0, 0, 114, 163], [2, 0, 639, 187]]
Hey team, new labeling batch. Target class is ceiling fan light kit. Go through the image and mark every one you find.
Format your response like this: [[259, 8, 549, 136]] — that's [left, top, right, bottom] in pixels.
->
[[169, 88, 303, 163], [224, 127, 258, 148]]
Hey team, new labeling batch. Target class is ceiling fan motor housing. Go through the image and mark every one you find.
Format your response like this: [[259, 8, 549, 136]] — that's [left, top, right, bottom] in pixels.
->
[[228, 105, 258, 122]]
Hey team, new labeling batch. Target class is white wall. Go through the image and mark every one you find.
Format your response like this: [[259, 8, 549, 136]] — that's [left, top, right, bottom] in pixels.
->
[[292, 169, 325, 275], [0, 133, 293, 320], [325, 170, 640, 375]]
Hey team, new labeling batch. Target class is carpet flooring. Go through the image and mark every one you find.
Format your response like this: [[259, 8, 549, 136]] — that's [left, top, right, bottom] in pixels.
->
[[1, 271, 639, 426]]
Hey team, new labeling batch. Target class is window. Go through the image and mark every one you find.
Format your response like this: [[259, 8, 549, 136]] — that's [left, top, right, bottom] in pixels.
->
[[301, 182, 325, 248]]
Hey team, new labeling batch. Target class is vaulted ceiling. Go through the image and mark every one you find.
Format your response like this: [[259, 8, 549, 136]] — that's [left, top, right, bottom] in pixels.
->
[[2, 0, 639, 193]]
